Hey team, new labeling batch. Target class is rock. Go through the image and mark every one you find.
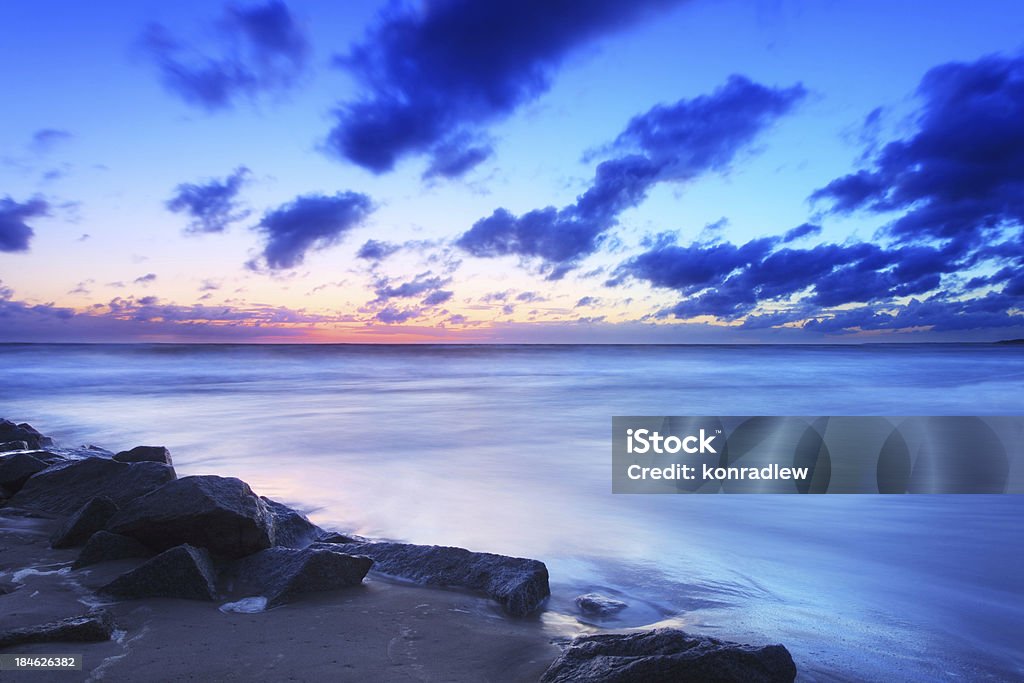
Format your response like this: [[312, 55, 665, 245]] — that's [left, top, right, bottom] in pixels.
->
[[0, 440, 28, 452], [262, 497, 324, 549], [227, 546, 372, 607], [540, 629, 797, 683], [74, 531, 154, 569], [328, 542, 549, 617], [0, 452, 48, 495], [51, 496, 119, 548], [575, 593, 628, 616], [318, 531, 362, 544], [114, 445, 172, 466], [0, 419, 53, 450], [107, 475, 273, 559], [0, 610, 115, 648], [9, 456, 175, 514], [100, 544, 217, 601]]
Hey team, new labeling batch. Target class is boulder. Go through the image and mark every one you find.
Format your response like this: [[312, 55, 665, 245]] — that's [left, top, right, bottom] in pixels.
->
[[0, 610, 115, 648], [8, 457, 175, 515], [51, 496, 119, 548], [262, 497, 324, 549], [0, 440, 28, 452], [114, 445, 172, 466], [74, 531, 153, 569], [227, 546, 372, 607], [0, 419, 52, 450], [576, 593, 628, 616], [328, 542, 549, 617], [107, 475, 273, 559], [0, 452, 48, 495], [100, 544, 217, 601], [540, 629, 797, 683]]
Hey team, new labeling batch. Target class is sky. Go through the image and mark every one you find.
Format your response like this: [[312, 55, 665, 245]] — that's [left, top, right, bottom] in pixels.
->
[[1, 0, 1023, 343]]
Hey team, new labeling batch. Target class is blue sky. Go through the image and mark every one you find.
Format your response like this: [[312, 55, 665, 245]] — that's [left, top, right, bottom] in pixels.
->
[[1, 0, 1023, 342]]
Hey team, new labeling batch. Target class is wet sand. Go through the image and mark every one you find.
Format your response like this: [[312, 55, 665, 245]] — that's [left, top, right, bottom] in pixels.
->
[[0, 510, 564, 682]]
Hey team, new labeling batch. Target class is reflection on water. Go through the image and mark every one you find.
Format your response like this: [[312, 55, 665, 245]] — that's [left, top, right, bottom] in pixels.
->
[[1, 343, 1022, 681]]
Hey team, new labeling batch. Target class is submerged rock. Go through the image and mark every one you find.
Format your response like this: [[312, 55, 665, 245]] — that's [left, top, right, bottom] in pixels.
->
[[113, 445, 173, 466], [227, 546, 372, 607], [328, 541, 550, 617], [9, 457, 175, 514], [0, 419, 52, 450], [0, 452, 48, 495], [100, 544, 217, 601], [0, 610, 115, 648], [74, 531, 153, 569], [540, 628, 797, 683], [575, 593, 628, 616], [0, 440, 29, 452], [262, 497, 324, 549], [51, 496, 119, 548], [107, 475, 273, 558]]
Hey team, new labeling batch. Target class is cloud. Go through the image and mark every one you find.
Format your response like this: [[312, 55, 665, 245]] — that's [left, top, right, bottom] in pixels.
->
[[143, 1, 309, 110], [30, 129, 72, 153], [326, 0, 683, 176], [422, 289, 454, 306], [356, 239, 399, 261], [374, 273, 447, 301], [166, 167, 250, 233], [255, 191, 374, 269], [375, 306, 421, 324], [457, 76, 805, 275], [133, 273, 158, 284], [575, 296, 599, 307], [0, 197, 49, 252], [782, 223, 821, 242], [812, 53, 1024, 250]]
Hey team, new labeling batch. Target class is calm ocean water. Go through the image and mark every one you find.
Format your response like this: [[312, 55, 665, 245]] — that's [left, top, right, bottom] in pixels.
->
[[1, 343, 1022, 681]]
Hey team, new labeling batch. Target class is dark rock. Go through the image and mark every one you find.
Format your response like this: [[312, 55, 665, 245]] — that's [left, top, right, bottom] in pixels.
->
[[575, 593, 628, 616], [74, 531, 153, 569], [20, 450, 67, 465], [0, 452, 48, 495], [262, 497, 324, 549], [0, 610, 115, 648], [0, 440, 28, 452], [328, 542, 549, 617], [114, 445, 172, 466], [0, 419, 53, 450], [227, 546, 372, 607], [107, 475, 273, 559], [8, 457, 175, 514], [100, 544, 217, 601], [540, 628, 797, 683], [318, 531, 362, 544], [51, 496, 119, 549]]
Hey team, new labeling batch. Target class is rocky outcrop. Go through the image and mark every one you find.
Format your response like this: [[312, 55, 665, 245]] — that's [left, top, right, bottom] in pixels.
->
[[113, 445, 173, 466], [74, 531, 153, 569], [0, 440, 28, 452], [0, 452, 48, 495], [262, 497, 324, 549], [0, 419, 52, 450], [575, 593, 628, 616], [540, 629, 797, 683], [0, 610, 115, 648], [100, 544, 217, 601], [328, 541, 549, 617], [107, 475, 273, 558], [227, 545, 372, 606], [8, 457, 175, 514], [51, 496, 119, 548]]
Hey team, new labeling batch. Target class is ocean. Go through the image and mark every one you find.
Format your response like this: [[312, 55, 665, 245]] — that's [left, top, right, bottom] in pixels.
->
[[1, 343, 1022, 681]]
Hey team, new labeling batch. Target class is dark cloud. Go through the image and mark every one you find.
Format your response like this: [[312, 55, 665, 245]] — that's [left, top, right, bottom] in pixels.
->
[[422, 290, 454, 306], [457, 76, 805, 274], [134, 273, 157, 284], [516, 291, 543, 302], [782, 223, 821, 242], [327, 0, 682, 175], [812, 53, 1024, 249], [374, 273, 446, 301], [575, 296, 599, 307], [0, 197, 48, 252], [376, 306, 421, 324], [30, 129, 72, 153], [143, 1, 309, 110], [166, 167, 250, 233], [356, 239, 400, 261], [255, 191, 374, 269]]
